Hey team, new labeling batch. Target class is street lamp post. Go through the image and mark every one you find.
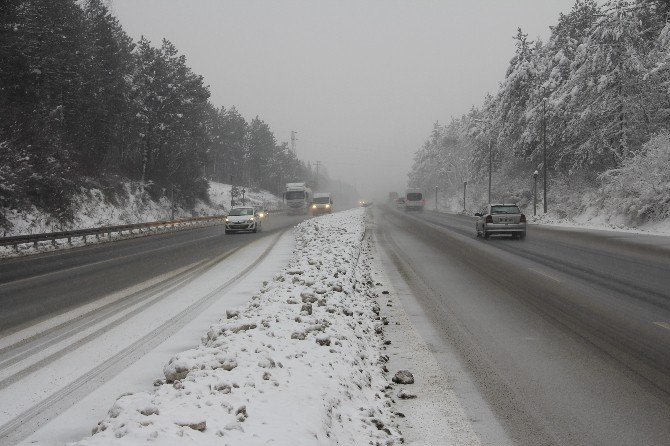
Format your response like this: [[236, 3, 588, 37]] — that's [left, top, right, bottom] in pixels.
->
[[435, 186, 438, 211], [533, 170, 538, 216], [463, 181, 467, 213], [242, 188, 246, 205], [170, 186, 175, 220]]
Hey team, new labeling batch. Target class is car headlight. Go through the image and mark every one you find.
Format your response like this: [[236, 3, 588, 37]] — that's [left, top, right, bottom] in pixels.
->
[[248, 217, 255, 222], [325, 204, 331, 208], [312, 204, 317, 208], [259, 212, 265, 218], [225, 218, 229, 223]]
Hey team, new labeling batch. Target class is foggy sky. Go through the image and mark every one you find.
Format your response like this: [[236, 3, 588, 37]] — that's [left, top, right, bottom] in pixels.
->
[[110, 0, 576, 198]]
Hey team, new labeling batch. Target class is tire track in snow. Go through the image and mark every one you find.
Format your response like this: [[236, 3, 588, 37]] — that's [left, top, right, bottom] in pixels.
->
[[0, 229, 287, 445]]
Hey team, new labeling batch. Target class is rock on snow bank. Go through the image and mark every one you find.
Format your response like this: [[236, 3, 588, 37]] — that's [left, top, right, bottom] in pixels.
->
[[75, 208, 402, 445]]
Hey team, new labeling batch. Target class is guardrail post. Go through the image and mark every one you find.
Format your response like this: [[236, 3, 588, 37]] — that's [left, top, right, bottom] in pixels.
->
[[14, 243, 19, 252], [68, 236, 72, 245], [83, 235, 87, 244], [33, 240, 38, 249]]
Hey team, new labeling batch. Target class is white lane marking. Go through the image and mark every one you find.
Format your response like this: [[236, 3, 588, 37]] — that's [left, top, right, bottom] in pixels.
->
[[0, 261, 203, 354], [0, 232, 222, 288], [529, 268, 561, 283], [653, 322, 670, 331]]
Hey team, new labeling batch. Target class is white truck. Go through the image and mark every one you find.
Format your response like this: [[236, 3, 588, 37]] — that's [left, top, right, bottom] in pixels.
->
[[284, 182, 313, 215], [404, 188, 425, 212]]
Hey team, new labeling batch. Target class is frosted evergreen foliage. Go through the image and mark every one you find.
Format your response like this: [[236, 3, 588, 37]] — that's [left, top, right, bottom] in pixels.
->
[[409, 0, 670, 226]]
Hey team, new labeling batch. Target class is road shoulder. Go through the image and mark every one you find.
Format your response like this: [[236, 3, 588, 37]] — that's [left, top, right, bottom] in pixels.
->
[[369, 221, 490, 446]]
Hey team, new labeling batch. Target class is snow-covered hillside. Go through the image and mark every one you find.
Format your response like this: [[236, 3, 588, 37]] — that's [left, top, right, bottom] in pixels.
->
[[0, 181, 283, 237]]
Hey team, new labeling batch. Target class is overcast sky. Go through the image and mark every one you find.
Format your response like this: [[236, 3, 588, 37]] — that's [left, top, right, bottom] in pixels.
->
[[110, 0, 576, 197]]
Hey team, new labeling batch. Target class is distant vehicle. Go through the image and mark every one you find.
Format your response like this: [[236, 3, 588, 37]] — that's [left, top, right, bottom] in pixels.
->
[[358, 199, 373, 207], [395, 197, 405, 209], [388, 192, 399, 202], [284, 182, 313, 215], [404, 189, 425, 212], [225, 207, 262, 234], [310, 192, 333, 215], [253, 205, 269, 221], [475, 204, 527, 239]]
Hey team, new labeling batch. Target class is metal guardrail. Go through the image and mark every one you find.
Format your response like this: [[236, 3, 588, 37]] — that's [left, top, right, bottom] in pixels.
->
[[0, 215, 228, 251]]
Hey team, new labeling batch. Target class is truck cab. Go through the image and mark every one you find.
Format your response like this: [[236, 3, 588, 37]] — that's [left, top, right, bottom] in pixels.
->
[[284, 182, 313, 215]]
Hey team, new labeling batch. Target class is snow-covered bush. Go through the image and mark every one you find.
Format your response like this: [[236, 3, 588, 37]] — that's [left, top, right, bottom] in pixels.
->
[[598, 132, 670, 224]]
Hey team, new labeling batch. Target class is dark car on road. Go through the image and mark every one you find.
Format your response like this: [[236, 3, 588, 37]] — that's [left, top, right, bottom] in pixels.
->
[[475, 204, 526, 239]]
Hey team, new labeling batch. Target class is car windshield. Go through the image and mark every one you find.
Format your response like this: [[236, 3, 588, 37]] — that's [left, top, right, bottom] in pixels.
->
[[407, 193, 422, 201], [286, 191, 305, 200], [229, 208, 254, 216], [313, 197, 330, 204], [491, 205, 520, 214]]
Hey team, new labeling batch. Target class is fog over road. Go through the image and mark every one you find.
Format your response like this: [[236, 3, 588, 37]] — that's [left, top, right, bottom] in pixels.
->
[[375, 206, 670, 446]]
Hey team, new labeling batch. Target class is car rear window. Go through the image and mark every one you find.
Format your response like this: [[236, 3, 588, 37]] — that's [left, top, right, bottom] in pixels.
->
[[491, 205, 520, 214], [406, 193, 422, 201]]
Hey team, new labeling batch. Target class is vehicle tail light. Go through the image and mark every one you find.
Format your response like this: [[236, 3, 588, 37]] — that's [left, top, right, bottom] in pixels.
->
[[485, 215, 493, 223], [520, 214, 526, 223]]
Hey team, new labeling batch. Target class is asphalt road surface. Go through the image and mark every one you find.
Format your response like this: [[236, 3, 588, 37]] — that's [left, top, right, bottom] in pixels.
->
[[376, 206, 670, 446], [0, 213, 305, 334]]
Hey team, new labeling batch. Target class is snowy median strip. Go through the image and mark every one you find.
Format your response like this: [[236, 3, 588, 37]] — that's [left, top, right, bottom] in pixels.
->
[[74, 208, 403, 445]]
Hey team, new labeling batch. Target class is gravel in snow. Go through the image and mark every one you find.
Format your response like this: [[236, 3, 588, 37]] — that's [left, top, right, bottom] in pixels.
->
[[73, 208, 403, 445]]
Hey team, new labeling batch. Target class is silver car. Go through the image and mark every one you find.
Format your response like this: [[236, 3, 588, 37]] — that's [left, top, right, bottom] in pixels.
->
[[475, 204, 527, 239]]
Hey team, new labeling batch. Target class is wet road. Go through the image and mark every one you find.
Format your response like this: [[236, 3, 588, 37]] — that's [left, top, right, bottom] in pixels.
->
[[376, 206, 670, 446], [0, 214, 305, 333]]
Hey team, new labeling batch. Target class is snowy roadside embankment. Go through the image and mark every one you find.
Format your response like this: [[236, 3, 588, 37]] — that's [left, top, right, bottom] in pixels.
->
[[1, 181, 281, 238], [74, 208, 403, 445]]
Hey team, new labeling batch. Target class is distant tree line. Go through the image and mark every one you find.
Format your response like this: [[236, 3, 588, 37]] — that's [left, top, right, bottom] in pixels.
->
[[0, 0, 311, 228], [409, 0, 670, 223]]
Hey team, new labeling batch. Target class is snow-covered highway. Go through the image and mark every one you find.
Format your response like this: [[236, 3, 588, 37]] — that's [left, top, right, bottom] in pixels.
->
[[0, 214, 305, 332], [0, 215, 304, 444], [1, 205, 669, 446]]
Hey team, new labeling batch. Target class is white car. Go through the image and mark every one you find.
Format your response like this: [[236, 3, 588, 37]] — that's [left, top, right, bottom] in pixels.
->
[[225, 207, 262, 234]]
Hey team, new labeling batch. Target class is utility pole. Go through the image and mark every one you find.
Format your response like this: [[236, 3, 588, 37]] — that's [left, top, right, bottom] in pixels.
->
[[315, 161, 321, 191], [473, 118, 493, 204], [434, 186, 438, 211], [533, 170, 539, 216], [463, 181, 467, 213], [290, 131, 298, 155], [488, 138, 493, 204], [542, 97, 548, 213]]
